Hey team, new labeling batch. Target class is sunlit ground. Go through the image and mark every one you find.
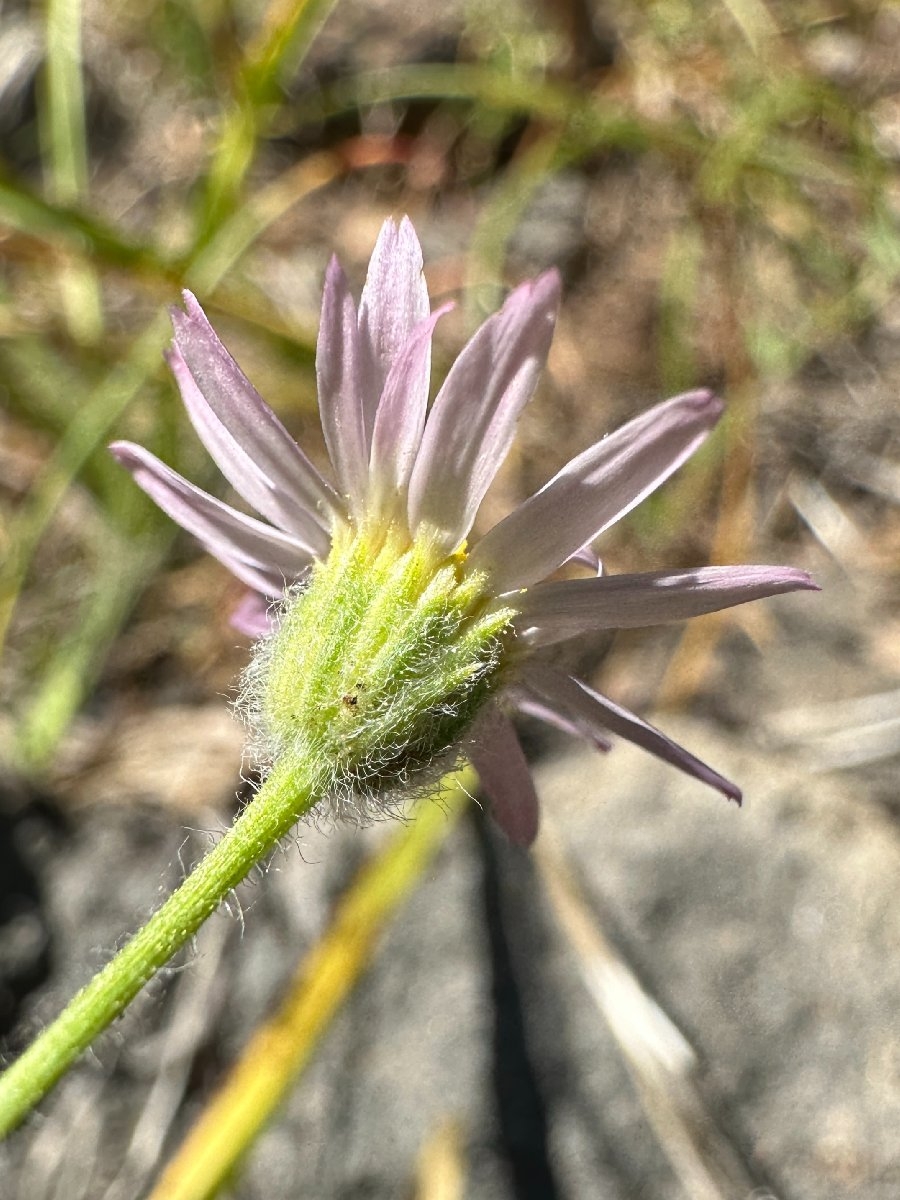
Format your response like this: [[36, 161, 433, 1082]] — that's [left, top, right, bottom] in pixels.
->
[[1, 1, 899, 1197]]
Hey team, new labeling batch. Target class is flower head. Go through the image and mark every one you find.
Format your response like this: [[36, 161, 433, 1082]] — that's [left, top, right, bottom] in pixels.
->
[[111, 217, 816, 845]]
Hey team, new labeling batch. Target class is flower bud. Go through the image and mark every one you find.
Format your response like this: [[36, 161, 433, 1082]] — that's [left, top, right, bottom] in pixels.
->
[[241, 524, 516, 817]]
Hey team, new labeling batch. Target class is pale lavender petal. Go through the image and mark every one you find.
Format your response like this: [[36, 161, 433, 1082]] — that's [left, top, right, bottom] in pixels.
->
[[109, 442, 312, 583], [357, 216, 430, 433], [408, 271, 561, 553], [468, 707, 541, 847], [515, 565, 819, 648], [230, 591, 276, 638], [468, 390, 724, 592], [566, 544, 603, 574], [172, 293, 342, 528], [505, 687, 613, 752], [368, 305, 451, 520], [520, 663, 742, 804], [167, 347, 330, 558], [214, 549, 287, 599], [316, 257, 368, 512]]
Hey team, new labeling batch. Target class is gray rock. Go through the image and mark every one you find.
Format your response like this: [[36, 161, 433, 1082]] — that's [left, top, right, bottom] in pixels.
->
[[3, 721, 897, 1199]]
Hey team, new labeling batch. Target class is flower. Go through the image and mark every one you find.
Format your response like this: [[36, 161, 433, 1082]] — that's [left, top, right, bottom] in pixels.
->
[[111, 217, 817, 846]]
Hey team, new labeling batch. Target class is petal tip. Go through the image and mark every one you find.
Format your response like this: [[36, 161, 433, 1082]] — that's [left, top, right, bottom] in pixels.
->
[[669, 388, 724, 433], [691, 388, 724, 414], [496, 808, 540, 848], [765, 566, 822, 594], [722, 781, 743, 807], [395, 213, 423, 251], [108, 440, 134, 463], [368, 219, 401, 267], [509, 269, 561, 314], [178, 290, 206, 323], [170, 297, 206, 341], [535, 267, 562, 302], [326, 251, 343, 275]]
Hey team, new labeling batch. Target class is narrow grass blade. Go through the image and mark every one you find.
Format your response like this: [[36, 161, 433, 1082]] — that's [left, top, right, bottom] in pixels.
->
[[200, 0, 341, 236], [466, 129, 570, 317], [15, 529, 172, 771], [0, 315, 170, 661], [42, 0, 103, 343]]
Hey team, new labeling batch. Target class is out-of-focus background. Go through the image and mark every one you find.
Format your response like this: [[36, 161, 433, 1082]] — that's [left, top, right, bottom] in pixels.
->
[[1, 0, 899, 1196]]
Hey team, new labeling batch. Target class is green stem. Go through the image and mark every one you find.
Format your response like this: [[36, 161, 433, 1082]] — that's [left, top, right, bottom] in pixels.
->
[[0, 757, 321, 1138]]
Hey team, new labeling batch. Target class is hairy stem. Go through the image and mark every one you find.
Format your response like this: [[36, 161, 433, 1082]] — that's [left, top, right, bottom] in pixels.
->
[[149, 779, 469, 1200], [0, 756, 319, 1137]]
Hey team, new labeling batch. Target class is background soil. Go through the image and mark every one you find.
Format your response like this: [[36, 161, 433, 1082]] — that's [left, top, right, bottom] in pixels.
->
[[1, 0, 899, 1196]]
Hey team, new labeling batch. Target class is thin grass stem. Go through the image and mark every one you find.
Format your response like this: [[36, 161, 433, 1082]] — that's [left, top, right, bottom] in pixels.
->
[[42, 0, 103, 343]]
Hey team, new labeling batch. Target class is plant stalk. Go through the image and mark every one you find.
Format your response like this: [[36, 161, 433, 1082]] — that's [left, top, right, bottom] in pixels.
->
[[150, 778, 469, 1200]]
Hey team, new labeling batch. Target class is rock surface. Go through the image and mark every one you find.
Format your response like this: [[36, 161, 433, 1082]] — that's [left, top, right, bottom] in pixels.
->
[[2, 716, 897, 1199]]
